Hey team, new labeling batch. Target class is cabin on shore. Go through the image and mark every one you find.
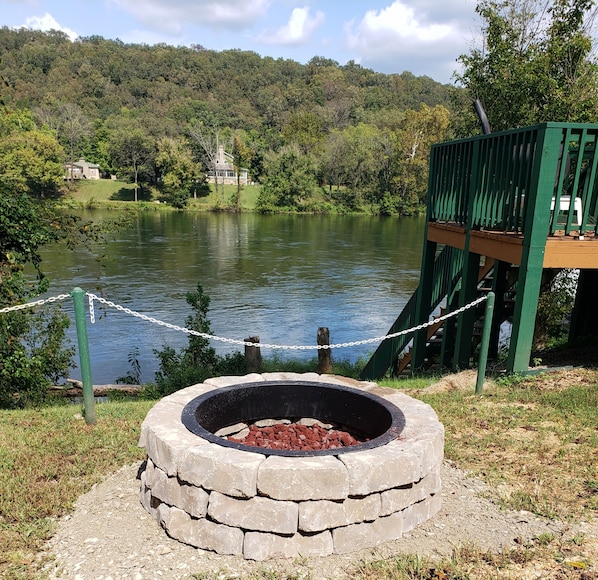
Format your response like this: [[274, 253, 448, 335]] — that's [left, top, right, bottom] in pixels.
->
[[64, 158, 101, 180], [206, 145, 249, 186], [362, 122, 598, 379]]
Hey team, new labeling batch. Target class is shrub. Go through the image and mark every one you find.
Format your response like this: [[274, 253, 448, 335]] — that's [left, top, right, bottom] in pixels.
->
[[153, 284, 245, 395]]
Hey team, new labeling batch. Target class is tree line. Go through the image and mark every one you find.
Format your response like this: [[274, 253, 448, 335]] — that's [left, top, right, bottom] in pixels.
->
[[1, 0, 598, 407], [0, 27, 459, 214]]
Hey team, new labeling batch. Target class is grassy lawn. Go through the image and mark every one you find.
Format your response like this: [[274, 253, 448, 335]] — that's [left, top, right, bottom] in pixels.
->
[[0, 369, 596, 579], [61, 179, 260, 211], [0, 400, 155, 579]]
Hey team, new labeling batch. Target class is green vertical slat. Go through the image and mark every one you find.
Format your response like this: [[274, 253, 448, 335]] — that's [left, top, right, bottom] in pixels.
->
[[495, 134, 509, 229], [519, 130, 538, 234], [489, 260, 509, 358], [411, 236, 439, 372], [580, 131, 598, 230], [453, 248, 481, 368], [550, 127, 573, 235], [512, 131, 529, 232], [477, 138, 490, 227], [565, 128, 586, 235]]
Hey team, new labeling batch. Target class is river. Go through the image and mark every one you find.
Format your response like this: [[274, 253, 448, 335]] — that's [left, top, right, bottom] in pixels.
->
[[38, 211, 425, 383]]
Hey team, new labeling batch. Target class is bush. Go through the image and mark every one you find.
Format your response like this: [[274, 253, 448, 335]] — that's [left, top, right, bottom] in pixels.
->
[[534, 269, 577, 350], [153, 284, 245, 395], [0, 305, 74, 408]]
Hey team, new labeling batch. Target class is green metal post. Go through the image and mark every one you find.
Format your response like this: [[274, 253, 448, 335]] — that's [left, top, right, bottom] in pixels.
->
[[71, 287, 96, 425], [476, 292, 495, 395], [453, 248, 481, 368]]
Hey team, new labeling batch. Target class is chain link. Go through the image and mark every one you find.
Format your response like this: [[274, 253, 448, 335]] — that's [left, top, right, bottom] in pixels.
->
[[0, 290, 489, 351], [86, 292, 488, 351], [0, 293, 71, 315], [88, 293, 95, 324]]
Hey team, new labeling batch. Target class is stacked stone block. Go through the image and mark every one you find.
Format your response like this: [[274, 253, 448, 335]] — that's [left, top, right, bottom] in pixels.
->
[[138, 373, 444, 560]]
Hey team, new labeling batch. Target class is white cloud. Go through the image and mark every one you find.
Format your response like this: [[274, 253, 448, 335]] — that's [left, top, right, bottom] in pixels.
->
[[256, 6, 325, 46], [346, 2, 453, 53], [344, 0, 475, 82], [109, 0, 271, 34], [24, 13, 78, 40]]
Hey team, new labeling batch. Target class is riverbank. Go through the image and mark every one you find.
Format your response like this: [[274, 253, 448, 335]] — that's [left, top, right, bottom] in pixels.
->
[[59, 179, 426, 217], [59, 179, 262, 213]]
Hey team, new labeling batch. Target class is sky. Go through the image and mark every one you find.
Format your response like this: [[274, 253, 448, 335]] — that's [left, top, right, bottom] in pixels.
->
[[0, 0, 481, 84]]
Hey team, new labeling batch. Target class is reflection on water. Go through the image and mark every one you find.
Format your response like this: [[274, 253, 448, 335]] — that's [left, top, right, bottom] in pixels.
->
[[39, 211, 424, 383]]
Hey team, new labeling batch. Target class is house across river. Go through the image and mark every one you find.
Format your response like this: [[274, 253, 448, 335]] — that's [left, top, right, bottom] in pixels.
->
[[65, 158, 101, 180], [206, 145, 249, 186]]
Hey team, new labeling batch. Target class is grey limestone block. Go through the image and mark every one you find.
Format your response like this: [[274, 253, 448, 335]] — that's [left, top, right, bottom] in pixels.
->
[[243, 530, 333, 561], [207, 491, 298, 534], [257, 455, 349, 501]]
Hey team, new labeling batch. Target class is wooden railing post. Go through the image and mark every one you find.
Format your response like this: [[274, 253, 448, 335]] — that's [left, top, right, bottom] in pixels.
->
[[317, 327, 332, 374], [244, 336, 262, 372]]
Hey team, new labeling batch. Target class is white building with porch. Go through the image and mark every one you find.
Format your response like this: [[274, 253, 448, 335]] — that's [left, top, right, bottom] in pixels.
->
[[207, 145, 249, 186]]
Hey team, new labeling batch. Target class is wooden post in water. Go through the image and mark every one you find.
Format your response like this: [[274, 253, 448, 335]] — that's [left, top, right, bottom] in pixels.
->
[[245, 336, 262, 372], [317, 327, 332, 374]]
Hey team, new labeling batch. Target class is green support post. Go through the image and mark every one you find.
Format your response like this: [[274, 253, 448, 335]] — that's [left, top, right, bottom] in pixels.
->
[[453, 247, 481, 369], [507, 125, 562, 373], [71, 287, 96, 425], [488, 260, 507, 359], [476, 292, 495, 395]]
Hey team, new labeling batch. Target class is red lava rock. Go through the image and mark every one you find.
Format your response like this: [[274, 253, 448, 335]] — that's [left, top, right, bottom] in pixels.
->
[[228, 421, 367, 451]]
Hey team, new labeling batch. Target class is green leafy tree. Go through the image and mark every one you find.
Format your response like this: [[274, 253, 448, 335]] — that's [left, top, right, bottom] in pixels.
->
[[0, 117, 65, 197], [393, 104, 451, 213], [456, 0, 598, 132], [338, 123, 385, 209], [86, 119, 113, 176], [321, 129, 349, 192], [155, 136, 201, 209], [282, 111, 325, 155], [109, 124, 156, 201], [0, 111, 75, 407], [256, 145, 319, 212]]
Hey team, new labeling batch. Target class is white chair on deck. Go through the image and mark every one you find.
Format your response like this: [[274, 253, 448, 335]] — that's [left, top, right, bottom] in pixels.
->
[[550, 195, 583, 226]]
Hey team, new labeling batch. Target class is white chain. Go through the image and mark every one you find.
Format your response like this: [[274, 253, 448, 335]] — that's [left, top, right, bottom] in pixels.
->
[[0, 290, 489, 351], [89, 293, 95, 324], [86, 292, 488, 351], [0, 293, 71, 315]]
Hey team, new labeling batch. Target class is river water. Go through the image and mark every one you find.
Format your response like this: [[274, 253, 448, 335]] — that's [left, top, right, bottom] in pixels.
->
[[39, 211, 424, 383]]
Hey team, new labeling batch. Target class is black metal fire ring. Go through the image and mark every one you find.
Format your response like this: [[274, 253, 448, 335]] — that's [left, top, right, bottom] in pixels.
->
[[181, 380, 406, 457]]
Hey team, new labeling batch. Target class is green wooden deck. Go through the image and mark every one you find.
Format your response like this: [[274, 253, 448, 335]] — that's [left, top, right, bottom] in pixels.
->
[[362, 122, 598, 380]]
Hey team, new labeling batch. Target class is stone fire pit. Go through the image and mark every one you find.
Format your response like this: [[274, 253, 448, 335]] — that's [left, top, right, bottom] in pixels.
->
[[138, 373, 444, 561]]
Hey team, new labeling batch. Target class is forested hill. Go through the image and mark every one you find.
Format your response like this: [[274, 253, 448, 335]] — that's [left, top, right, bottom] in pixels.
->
[[0, 27, 461, 214], [0, 28, 452, 125]]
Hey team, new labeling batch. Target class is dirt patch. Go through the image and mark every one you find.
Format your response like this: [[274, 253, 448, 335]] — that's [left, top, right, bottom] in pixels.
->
[[420, 369, 491, 394], [41, 460, 597, 579]]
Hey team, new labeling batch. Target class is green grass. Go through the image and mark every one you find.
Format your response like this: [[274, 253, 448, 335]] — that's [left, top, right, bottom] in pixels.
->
[[414, 369, 598, 520], [0, 400, 154, 579], [1, 368, 597, 579], [61, 179, 261, 211]]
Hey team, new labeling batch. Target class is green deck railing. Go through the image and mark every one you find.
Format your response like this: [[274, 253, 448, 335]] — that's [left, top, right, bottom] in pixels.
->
[[428, 122, 598, 237]]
